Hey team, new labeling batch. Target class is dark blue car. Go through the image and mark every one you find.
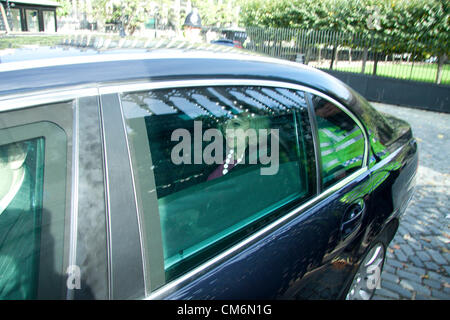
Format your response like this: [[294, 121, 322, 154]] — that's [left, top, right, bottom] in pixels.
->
[[0, 41, 417, 300]]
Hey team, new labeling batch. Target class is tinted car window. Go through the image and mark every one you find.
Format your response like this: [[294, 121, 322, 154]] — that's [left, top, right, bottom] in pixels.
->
[[0, 101, 72, 299], [121, 85, 316, 285], [312, 95, 365, 188], [0, 138, 44, 299]]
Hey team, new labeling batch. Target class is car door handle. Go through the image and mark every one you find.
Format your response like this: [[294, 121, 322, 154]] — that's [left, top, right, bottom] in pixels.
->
[[341, 200, 365, 240]]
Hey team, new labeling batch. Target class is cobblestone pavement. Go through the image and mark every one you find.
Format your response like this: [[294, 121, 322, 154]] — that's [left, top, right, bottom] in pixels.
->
[[369, 102, 450, 300]]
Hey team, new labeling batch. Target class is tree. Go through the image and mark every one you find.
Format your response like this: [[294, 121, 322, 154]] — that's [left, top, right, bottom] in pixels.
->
[[192, 0, 240, 28], [92, 0, 153, 35], [56, 0, 72, 17], [240, 0, 449, 83]]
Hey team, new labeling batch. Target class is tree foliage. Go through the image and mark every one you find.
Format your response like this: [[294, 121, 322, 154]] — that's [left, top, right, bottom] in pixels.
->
[[56, 0, 72, 17], [240, 0, 449, 57], [92, 0, 154, 35], [192, 0, 240, 28]]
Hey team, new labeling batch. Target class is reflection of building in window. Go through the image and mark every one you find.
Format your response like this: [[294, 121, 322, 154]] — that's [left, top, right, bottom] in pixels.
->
[[0, 139, 44, 299]]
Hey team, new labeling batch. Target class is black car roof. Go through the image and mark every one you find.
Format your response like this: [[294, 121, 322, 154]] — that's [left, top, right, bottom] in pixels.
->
[[0, 41, 354, 107]]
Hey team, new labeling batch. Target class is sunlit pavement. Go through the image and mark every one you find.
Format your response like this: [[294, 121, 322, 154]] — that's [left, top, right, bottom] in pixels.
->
[[370, 102, 450, 300]]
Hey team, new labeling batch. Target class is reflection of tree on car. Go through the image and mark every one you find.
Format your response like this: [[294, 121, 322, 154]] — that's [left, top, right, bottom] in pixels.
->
[[313, 96, 365, 188]]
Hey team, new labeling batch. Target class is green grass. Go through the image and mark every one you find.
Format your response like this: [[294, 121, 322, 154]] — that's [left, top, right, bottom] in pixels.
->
[[0, 35, 66, 49], [332, 61, 450, 85]]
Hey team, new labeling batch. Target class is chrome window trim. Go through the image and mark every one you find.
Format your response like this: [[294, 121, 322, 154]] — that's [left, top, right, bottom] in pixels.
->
[[66, 98, 80, 300], [107, 78, 369, 299], [98, 94, 113, 300], [0, 87, 98, 112], [305, 93, 322, 193]]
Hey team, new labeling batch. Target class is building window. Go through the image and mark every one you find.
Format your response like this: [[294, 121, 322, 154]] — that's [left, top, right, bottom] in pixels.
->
[[43, 10, 55, 32], [10, 8, 22, 31], [25, 9, 39, 32]]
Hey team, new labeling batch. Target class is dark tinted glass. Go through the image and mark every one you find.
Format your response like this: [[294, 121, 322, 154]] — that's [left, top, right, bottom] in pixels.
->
[[0, 138, 44, 299], [122, 85, 316, 284], [0, 101, 72, 300], [312, 95, 365, 188]]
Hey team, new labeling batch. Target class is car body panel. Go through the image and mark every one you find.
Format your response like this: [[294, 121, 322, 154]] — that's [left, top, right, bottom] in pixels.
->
[[161, 171, 372, 299], [0, 45, 418, 300]]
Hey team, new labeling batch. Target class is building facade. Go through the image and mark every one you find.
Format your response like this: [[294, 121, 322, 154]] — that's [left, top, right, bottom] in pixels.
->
[[1, 0, 58, 32]]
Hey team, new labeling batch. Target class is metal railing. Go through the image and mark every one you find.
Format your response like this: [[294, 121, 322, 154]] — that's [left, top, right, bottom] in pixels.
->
[[239, 27, 449, 86]]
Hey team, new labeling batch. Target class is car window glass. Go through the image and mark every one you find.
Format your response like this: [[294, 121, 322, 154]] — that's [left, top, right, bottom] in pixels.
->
[[312, 95, 365, 188], [121, 85, 316, 285], [0, 138, 44, 299], [0, 101, 72, 299]]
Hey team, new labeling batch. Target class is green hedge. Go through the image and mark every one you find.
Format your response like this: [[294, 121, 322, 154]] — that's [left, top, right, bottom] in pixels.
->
[[240, 0, 449, 58]]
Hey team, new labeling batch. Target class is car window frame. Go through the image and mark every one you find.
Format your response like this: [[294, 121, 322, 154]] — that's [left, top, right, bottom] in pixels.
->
[[99, 78, 369, 299]]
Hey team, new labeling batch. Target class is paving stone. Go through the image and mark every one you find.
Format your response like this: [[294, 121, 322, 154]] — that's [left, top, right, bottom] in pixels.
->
[[401, 244, 415, 257], [415, 294, 436, 300], [386, 251, 395, 259], [424, 261, 441, 271], [423, 279, 442, 290], [409, 256, 425, 268], [374, 288, 400, 299], [381, 280, 413, 299], [443, 266, 450, 275], [386, 259, 404, 269], [407, 241, 422, 251], [371, 295, 390, 300], [400, 279, 431, 296], [395, 249, 408, 262], [397, 269, 422, 283], [427, 271, 447, 283], [444, 286, 450, 295], [397, 226, 408, 236], [382, 272, 399, 284], [427, 249, 447, 265], [399, 279, 415, 292], [404, 265, 427, 276], [416, 251, 432, 262], [383, 264, 396, 274], [430, 289, 450, 300], [413, 225, 428, 234]]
